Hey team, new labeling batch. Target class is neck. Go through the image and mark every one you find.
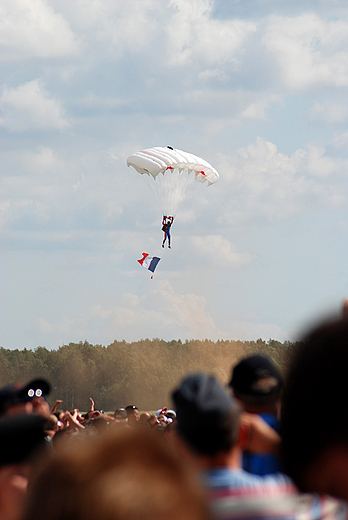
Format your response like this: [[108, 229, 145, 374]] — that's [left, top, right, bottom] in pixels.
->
[[240, 402, 280, 417], [200, 445, 242, 470]]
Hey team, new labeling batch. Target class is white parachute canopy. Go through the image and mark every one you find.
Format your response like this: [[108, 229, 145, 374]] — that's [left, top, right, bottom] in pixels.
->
[[126, 146, 219, 217]]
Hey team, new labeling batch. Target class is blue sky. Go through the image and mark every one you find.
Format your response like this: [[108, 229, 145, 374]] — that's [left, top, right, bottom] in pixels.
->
[[2, 0, 348, 349]]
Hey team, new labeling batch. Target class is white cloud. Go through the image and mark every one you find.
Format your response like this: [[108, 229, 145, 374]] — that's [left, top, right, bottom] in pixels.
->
[[35, 280, 219, 342], [0, 142, 133, 235], [220, 319, 285, 343], [192, 235, 253, 268], [305, 143, 337, 177], [180, 90, 282, 124], [0, 147, 70, 229], [56, 0, 163, 58], [217, 136, 348, 224], [240, 95, 281, 120], [309, 101, 348, 124], [166, 0, 256, 67], [34, 283, 293, 344], [0, 80, 70, 132], [263, 13, 348, 89], [29, 148, 57, 171], [153, 280, 218, 337], [331, 131, 348, 150], [0, 0, 79, 60]]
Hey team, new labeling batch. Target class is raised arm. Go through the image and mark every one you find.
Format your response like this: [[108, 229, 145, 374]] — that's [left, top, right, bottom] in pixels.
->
[[50, 399, 63, 414], [240, 412, 281, 454]]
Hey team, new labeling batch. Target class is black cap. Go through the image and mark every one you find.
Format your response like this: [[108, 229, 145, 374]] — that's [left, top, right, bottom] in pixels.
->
[[19, 378, 51, 401], [0, 414, 48, 466], [229, 355, 283, 397], [0, 378, 51, 417]]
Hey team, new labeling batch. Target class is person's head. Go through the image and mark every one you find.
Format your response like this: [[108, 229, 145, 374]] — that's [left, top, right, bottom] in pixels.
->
[[85, 416, 108, 434], [0, 379, 51, 419], [281, 317, 348, 499], [139, 412, 151, 425], [22, 426, 208, 520], [172, 373, 241, 458], [113, 408, 127, 422], [44, 414, 59, 438], [84, 410, 101, 421], [228, 355, 283, 412], [125, 405, 139, 423], [147, 413, 159, 428]]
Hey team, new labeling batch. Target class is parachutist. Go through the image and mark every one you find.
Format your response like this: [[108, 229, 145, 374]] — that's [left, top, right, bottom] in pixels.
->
[[162, 216, 174, 248], [126, 147, 219, 240]]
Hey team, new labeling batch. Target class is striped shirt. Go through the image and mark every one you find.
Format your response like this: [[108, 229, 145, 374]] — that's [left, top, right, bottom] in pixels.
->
[[203, 468, 347, 520]]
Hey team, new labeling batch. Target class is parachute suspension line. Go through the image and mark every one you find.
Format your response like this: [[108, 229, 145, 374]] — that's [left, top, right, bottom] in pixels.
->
[[140, 167, 212, 218], [170, 168, 206, 216], [170, 168, 192, 216], [158, 167, 184, 217], [140, 173, 163, 215], [126, 146, 219, 219], [161, 168, 172, 215], [167, 167, 182, 217], [169, 167, 189, 217], [179, 172, 210, 208]]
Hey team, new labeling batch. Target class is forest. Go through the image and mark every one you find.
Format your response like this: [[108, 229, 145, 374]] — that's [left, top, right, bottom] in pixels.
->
[[0, 338, 300, 411]]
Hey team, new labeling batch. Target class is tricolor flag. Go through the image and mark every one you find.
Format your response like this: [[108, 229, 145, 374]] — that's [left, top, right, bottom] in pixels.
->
[[137, 253, 161, 277]]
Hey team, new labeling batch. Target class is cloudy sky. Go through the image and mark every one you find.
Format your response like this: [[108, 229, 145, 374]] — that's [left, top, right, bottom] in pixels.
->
[[2, 0, 348, 350]]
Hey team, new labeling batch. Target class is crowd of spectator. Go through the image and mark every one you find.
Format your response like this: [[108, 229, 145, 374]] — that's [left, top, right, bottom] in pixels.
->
[[2, 311, 348, 520]]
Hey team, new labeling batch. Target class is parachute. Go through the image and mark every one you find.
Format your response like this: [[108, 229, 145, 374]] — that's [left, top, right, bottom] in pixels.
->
[[126, 146, 219, 217]]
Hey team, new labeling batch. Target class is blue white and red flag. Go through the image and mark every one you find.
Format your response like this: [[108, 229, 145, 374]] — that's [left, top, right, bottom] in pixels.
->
[[137, 253, 161, 275]]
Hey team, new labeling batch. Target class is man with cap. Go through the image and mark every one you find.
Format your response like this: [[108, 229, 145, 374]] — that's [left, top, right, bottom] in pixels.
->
[[125, 405, 139, 425], [229, 354, 283, 475], [0, 381, 52, 520], [0, 379, 51, 419], [172, 372, 346, 520]]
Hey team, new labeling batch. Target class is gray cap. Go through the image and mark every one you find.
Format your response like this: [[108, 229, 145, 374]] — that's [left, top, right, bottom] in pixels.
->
[[172, 373, 239, 455]]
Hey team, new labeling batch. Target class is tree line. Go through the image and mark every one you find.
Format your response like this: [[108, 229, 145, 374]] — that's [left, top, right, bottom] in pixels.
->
[[0, 338, 299, 411]]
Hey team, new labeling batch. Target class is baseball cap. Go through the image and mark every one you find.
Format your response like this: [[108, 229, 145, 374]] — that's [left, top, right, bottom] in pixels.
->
[[155, 407, 168, 417], [229, 355, 283, 398], [165, 409, 177, 419], [114, 408, 127, 420], [0, 378, 51, 416], [172, 373, 240, 455]]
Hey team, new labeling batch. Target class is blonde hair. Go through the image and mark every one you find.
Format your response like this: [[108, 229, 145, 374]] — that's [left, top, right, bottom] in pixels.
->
[[24, 426, 208, 520]]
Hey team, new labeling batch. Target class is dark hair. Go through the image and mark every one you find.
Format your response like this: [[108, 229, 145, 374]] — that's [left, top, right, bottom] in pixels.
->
[[281, 317, 348, 490], [233, 387, 282, 408], [180, 407, 241, 457], [125, 405, 138, 416]]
